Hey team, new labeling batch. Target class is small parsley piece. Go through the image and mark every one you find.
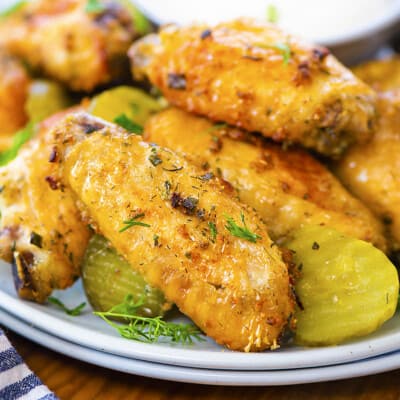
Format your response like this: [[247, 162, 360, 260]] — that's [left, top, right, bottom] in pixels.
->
[[119, 213, 151, 232], [153, 234, 159, 247], [208, 221, 217, 242], [0, 123, 35, 166], [85, 0, 106, 13], [224, 212, 261, 243], [129, 4, 152, 35], [256, 42, 291, 65], [267, 4, 279, 23], [48, 297, 86, 316], [95, 295, 204, 344], [114, 114, 143, 135]]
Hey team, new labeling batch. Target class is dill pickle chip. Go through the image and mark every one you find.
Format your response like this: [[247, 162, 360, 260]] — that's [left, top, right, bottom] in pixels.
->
[[88, 86, 165, 126], [286, 225, 399, 346], [82, 235, 171, 317], [26, 80, 71, 123]]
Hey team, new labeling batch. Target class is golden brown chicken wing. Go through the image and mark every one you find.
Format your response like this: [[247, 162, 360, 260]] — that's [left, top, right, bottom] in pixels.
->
[[144, 108, 387, 251], [0, 107, 91, 302], [335, 91, 400, 252], [129, 19, 376, 157], [0, 49, 29, 150], [0, 0, 138, 91], [353, 56, 400, 92], [51, 112, 294, 351]]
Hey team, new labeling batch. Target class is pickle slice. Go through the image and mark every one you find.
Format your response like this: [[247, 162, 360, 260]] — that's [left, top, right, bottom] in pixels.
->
[[286, 225, 399, 346], [82, 235, 170, 317], [88, 86, 165, 126], [26, 80, 71, 123]]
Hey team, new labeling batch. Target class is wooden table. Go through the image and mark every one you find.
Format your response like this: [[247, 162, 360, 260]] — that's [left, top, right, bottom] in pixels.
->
[[3, 328, 400, 400]]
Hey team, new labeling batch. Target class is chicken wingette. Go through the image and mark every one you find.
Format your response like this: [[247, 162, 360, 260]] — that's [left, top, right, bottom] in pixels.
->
[[0, 108, 91, 302], [0, 0, 138, 91], [335, 91, 400, 252], [0, 49, 30, 150], [144, 108, 387, 251], [51, 112, 294, 352], [129, 18, 376, 157]]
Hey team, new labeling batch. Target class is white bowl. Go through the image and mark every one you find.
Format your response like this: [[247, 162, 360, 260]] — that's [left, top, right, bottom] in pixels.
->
[[133, 0, 400, 65]]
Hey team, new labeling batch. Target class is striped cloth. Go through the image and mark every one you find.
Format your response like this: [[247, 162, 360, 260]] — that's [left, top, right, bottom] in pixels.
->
[[0, 329, 57, 400]]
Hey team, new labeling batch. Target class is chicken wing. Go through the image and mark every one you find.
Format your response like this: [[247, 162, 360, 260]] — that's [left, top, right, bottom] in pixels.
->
[[0, 107, 91, 303], [51, 112, 294, 351], [144, 108, 387, 251], [353, 57, 400, 92], [129, 18, 376, 157], [0, 49, 29, 150], [0, 0, 138, 92], [335, 91, 400, 252]]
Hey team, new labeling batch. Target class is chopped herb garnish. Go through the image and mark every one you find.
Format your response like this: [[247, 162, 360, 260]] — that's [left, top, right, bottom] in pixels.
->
[[266, 4, 279, 23], [208, 222, 217, 242], [0, 1, 27, 18], [207, 123, 228, 133], [224, 212, 261, 243], [119, 213, 151, 232], [149, 153, 162, 166], [48, 297, 86, 316], [257, 42, 291, 65], [114, 114, 143, 135], [0, 123, 34, 166], [129, 4, 152, 35], [153, 234, 159, 247], [95, 295, 204, 344], [30, 232, 43, 248], [85, 0, 106, 13]]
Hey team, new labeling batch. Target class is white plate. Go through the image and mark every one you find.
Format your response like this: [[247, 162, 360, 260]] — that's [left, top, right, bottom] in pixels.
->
[[2, 308, 400, 386], [1, 265, 400, 371]]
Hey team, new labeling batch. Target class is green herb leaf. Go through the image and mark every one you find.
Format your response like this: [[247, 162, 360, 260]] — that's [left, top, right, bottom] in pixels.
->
[[48, 297, 86, 316], [0, 123, 35, 166], [266, 4, 279, 23], [119, 213, 151, 232], [85, 0, 106, 13], [224, 212, 261, 243], [130, 5, 152, 35], [114, 113, 143, 135], [208, 221, 217, 242], [256, 42, 291, 65], [95, 295, 204, 344], [0, 1, 27, 18]]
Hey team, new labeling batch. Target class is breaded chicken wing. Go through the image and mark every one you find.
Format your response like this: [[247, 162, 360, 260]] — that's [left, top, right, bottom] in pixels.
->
[[144, 108, 387, 251], [0, 107, 91, 302], [129, 19, 376, 157], [0, 49, 29, 150], [353, 57, 400, 92], [52, 112, 294, 351], [335, 91, 400, 251], [0, 0, 138, 91]]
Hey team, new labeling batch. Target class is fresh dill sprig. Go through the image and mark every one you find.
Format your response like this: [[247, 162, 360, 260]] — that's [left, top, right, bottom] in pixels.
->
[[85, 0, 106, 13], [95, 295, 204, 344], [256, 42, 291, 65], [119, 213, 151, 232], [48, 297, 86, 316], [114, 114, 143, 135], [224, 212, 262, 243]]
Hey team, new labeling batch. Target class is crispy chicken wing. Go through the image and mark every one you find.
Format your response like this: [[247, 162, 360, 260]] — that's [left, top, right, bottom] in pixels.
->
[[0, 107, 91, 302], [0, 0, 138, 91], [51, 112, 294, 351], [129, 19, 376, 157], [335, 91, 400, 251], [144, 108, 387, 251], [0, 49, 29, 150], [353, 57, 400, 92]]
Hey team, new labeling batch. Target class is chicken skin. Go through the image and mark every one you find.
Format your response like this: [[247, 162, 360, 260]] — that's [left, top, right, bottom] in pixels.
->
[[0, 0, 138, 92], [144, 108, 387, 251], [0, 107, 91, 303], [0, 49, 30, 150], [51, 112, 294, 352], [335, 91, 400, 252], [129, 18, 376, 157]]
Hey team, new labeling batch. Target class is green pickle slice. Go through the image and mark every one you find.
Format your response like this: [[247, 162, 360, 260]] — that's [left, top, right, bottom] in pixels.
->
[[82, 235, 171, 317], [286, 225, 399, 346], [88, 86, 165, 126]]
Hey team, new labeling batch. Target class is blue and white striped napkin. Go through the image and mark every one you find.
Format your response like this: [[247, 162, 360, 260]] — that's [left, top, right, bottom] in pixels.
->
[[0, 329, 58, 400]]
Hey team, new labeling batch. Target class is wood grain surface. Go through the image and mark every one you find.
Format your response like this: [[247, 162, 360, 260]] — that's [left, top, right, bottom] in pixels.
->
[[3, 328, 400, 400]]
